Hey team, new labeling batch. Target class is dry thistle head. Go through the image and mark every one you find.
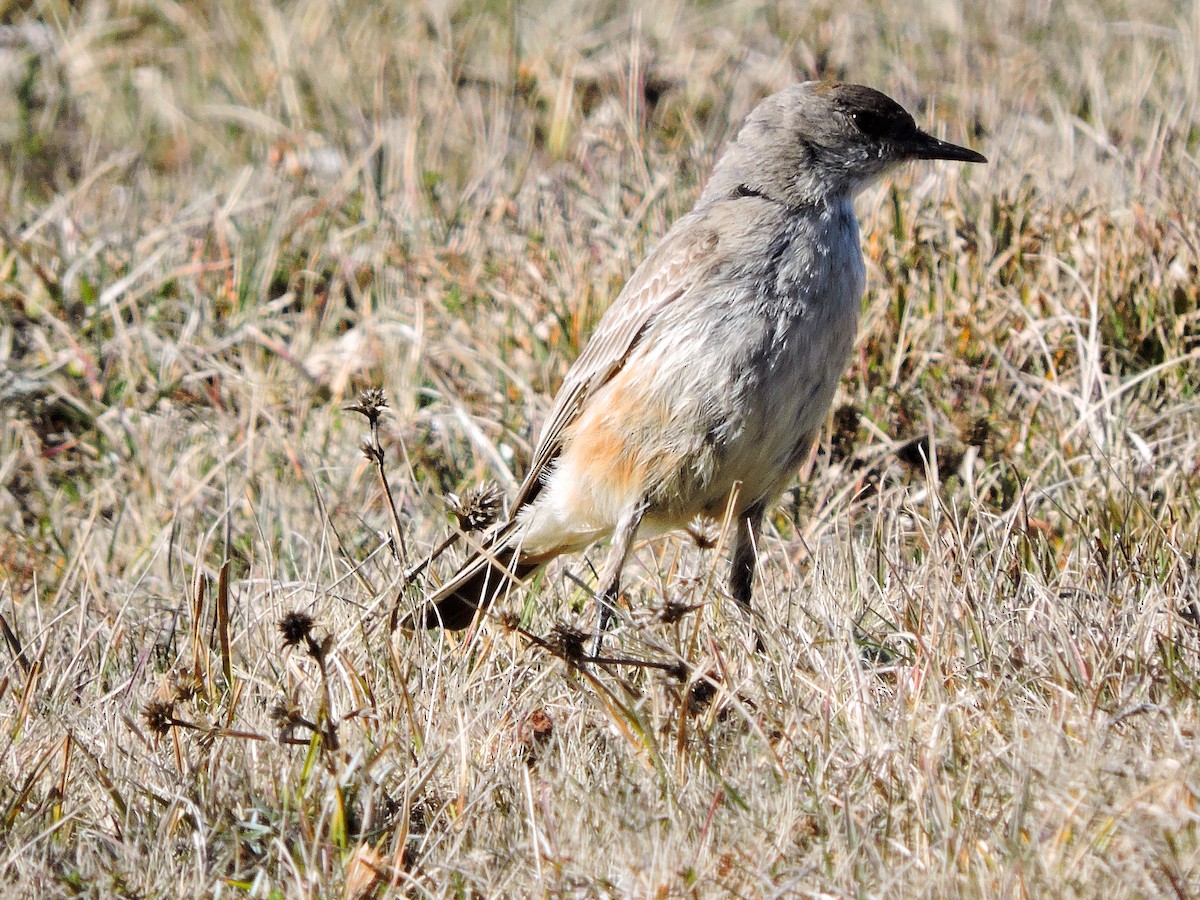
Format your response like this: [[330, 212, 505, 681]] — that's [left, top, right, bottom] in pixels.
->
[[684, 518, 718, 550], [143, 699, 175, 736], [169, 670, 203, 703], [447, 481, 504, 533], [550, 624, 587, 662], [360, 440, 385, 463], [270, 699, 303, 729], [278, 611, 315, 647], [345, 387, 388, 426], [658, 599, 701, 625], [278, 611, 333, 663]]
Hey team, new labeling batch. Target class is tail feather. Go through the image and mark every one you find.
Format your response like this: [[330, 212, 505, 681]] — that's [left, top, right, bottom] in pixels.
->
[[421, 524, 543, 630]]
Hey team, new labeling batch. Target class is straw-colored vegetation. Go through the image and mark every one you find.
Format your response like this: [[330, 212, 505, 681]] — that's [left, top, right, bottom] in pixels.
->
[[2, 0, 1198, 895]]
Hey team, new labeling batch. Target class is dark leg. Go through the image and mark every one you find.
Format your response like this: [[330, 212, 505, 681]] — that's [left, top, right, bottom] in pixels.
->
[[731, 499, 767, 651], [591, 502, 646, 658]]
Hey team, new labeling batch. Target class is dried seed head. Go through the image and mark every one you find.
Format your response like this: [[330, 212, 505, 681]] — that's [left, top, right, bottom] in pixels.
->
[[685, 519, 718, 550], [170, 671, 202, 703], [345, 388, 388, 426], [143, 700, 175, 735], [550, 624, 587, 661], [360, 440, 384, 463], [658, 599, 700, 625], [270, 700, 301, 729], [447, 482, 504, 533], [279, 611, 315, 647]]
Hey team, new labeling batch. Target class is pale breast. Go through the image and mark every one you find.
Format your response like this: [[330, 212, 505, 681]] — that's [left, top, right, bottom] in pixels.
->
[[640, 197, 865, 519]]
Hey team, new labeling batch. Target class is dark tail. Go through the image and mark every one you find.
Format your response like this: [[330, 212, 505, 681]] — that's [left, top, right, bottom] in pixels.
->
[[419, 525, 544, 630]]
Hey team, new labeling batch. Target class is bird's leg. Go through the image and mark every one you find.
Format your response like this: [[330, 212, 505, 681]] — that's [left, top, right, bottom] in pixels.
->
[[731, 499, 767, 652], [591, 501, 646, 658]]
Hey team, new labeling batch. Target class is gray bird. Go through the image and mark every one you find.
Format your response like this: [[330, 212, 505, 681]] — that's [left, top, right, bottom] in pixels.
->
[[417, 82, 985, 655]]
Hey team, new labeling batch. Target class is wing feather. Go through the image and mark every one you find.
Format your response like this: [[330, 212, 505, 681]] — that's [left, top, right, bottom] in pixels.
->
[[511, 218, 721, 509]]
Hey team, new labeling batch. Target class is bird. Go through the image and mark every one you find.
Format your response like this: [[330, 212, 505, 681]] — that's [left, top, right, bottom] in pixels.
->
[[415, 82, 986, 656]]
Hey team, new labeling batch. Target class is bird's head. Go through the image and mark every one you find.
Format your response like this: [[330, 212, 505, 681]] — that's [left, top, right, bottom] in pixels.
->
[[703, 82, 986, 207]]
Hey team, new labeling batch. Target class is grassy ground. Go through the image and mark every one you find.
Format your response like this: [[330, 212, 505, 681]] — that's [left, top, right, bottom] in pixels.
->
[[2, 0, 1199, 895]]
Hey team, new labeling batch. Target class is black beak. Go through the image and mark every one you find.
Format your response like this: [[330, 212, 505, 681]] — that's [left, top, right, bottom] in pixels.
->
[[909, 129, 987, 164]]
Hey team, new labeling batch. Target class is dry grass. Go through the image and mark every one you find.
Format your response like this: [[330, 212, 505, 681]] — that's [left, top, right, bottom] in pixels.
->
[[2, 0, 1199, 895]]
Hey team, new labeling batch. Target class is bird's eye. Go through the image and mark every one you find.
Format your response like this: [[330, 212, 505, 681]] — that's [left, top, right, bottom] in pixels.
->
[[850, 109, 893, 140]]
